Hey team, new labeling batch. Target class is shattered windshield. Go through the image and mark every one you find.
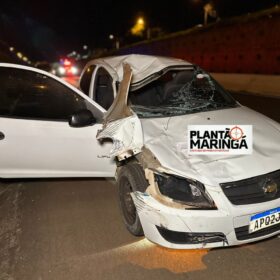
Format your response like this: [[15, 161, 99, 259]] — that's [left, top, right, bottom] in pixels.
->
[[129, 67, 237, 118]]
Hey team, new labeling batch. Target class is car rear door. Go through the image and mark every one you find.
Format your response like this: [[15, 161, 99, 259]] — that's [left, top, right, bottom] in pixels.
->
[[79, 64, 117, 110], [0, 64, 115, 178], [79, 64, 97, 97]]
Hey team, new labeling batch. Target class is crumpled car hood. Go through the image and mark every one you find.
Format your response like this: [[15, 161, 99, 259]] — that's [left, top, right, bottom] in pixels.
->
[[141, 106, 280, 187]]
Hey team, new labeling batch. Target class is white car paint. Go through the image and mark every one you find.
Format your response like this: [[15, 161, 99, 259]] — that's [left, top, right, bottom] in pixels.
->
[[0, 117, 115, 178], [97, 114, 143, 160], [140, 106, 280, 186], [133, 106, 280, 249], [0, 63, 106, 113], [1, 56, 279, 250], [132, 189, 280, 249], [0, 63, 115, 178], [83, 54, 192, 85], [86, 54, 280, 249]]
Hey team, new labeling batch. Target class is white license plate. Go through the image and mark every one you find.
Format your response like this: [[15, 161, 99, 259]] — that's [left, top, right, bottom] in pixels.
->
[[249, 207, 280, 233]]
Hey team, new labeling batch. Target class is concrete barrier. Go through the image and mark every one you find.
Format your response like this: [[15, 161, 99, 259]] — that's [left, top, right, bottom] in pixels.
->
[[212, 73, 280, 98]]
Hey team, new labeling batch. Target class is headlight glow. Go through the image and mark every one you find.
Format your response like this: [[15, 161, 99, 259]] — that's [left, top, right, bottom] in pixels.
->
[[71, 66, 78, 75], [155, 173, 216, 209], [58, 66, 66, 75]]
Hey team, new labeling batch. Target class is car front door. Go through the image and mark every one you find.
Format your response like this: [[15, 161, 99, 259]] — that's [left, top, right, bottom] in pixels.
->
[[0, 64, 115, 178]]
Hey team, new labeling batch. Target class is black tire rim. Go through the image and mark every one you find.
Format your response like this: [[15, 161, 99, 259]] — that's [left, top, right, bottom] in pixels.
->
[[120, 177, 137, 226]]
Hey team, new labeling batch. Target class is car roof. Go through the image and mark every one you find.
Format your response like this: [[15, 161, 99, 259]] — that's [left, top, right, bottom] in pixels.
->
[[85, 54, 193, 84]]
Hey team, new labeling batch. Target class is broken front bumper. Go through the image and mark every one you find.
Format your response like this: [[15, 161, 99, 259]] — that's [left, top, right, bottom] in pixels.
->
[[131, 188, 280, 249]]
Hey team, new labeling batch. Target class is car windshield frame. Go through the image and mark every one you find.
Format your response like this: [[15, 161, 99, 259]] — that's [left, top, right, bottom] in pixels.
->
[[128, 66, 238, 118]]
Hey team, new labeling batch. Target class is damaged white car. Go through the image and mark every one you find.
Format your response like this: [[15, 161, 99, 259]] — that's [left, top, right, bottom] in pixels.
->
[[0, 54, 279, 249], [80, 54, 280, 249]]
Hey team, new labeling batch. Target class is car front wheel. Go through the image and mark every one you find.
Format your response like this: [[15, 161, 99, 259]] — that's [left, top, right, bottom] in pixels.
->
[[117, 163, 149, 236]]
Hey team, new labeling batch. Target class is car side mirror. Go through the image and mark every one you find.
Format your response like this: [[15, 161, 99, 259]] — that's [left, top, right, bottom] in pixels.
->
[[69, 109, 96, 128]]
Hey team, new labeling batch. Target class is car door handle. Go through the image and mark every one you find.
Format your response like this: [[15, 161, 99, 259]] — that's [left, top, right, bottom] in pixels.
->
[[0, 132, 5, 140]]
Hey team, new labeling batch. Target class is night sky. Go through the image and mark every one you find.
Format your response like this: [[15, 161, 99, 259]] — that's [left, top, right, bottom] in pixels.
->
[[0, 0, 279, 61]]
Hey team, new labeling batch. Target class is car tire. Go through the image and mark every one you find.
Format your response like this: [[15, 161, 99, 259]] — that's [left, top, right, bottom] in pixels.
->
[[117, 163, 149, 236]]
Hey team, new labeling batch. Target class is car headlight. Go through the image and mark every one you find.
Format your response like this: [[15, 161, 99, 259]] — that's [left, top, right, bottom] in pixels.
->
[[58, 66, 66, 75], [71, 66, 78, 75], [155, 173, 216, 209]]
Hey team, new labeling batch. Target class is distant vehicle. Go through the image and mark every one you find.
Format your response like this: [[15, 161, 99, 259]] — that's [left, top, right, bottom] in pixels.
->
[[0, 54, 279, 250], [51, 58, 80, 77]]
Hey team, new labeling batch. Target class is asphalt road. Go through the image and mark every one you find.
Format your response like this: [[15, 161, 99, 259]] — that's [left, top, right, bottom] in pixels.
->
[[0, 93, 279, 280]]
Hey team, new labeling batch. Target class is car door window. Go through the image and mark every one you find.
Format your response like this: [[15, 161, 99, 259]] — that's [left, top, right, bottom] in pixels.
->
[[93, 67, 114, 110], [0, 67, 87, 121], [79, 65, 96, 96]]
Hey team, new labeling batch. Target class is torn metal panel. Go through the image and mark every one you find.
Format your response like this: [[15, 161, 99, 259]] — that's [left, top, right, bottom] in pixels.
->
[[135, 147, 180, 175], [135, 147, 162, 170], [134, 147, 196, 209], [134, 148, 193, 209], [103, 63, 133, 124], [97, 63, 144, 160], [97, 114, 143, 160]]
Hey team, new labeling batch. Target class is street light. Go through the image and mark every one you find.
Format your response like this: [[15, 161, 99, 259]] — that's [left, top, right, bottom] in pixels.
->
[[131, 17, 146, 37], [203, 2, 217, 25], [137, 17, 144, 26], [130, 16, 154, 40]]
